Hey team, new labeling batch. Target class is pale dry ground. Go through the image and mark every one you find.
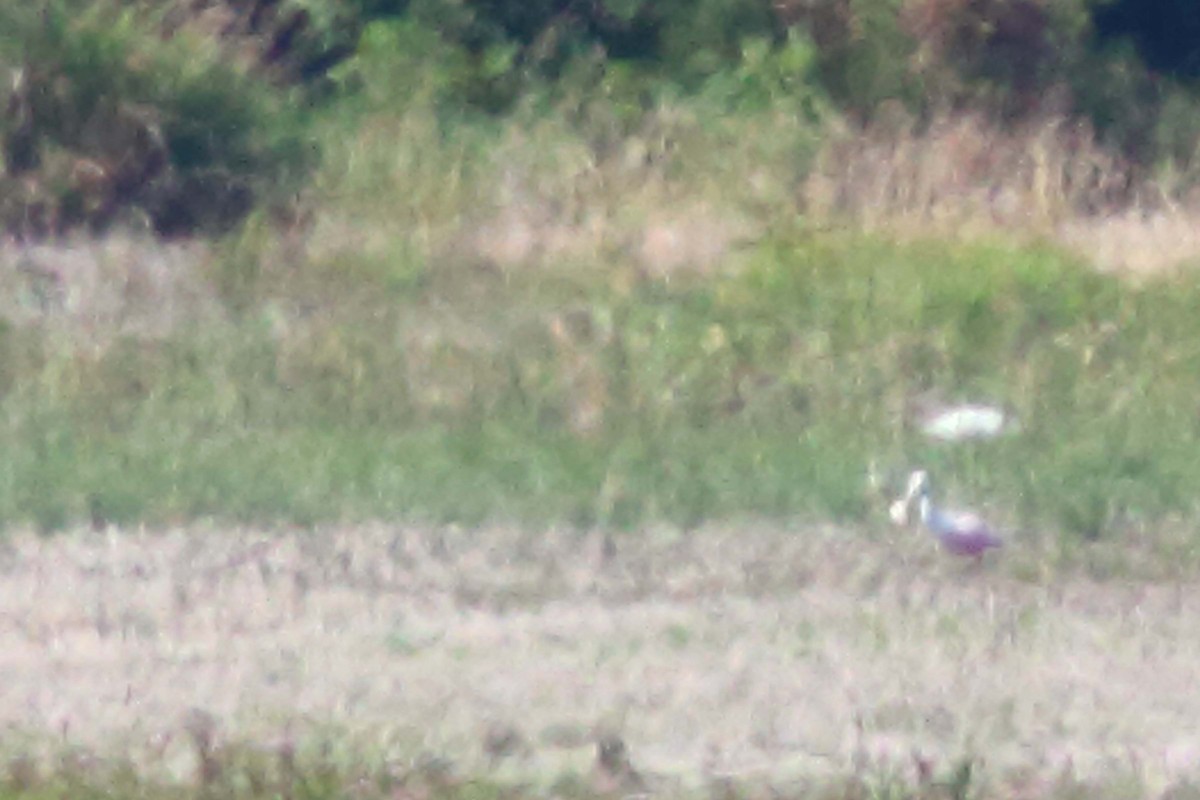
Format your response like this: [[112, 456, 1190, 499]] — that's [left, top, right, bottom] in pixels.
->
[[0, 522, 1198, 793], [0, 237, 218, 348]]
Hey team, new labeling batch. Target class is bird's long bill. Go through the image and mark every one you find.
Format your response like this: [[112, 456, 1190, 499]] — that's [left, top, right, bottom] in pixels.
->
[[904, 470, 929, 503]]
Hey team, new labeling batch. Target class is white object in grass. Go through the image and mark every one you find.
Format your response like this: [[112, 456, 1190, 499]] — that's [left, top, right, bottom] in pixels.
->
[[919, 403, 1013, 442]]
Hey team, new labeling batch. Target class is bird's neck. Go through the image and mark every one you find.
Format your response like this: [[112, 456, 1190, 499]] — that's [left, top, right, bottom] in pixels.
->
[[916, 493, 932, 523]]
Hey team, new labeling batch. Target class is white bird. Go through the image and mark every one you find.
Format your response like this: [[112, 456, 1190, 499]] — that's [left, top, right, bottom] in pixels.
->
[[918, 403, 1016, 442], [894, 470, 1003, 558]]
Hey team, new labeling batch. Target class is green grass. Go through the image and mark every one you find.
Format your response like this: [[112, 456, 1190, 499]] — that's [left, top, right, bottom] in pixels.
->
[[1, 13, 1198, 547], [1, 227, 1199, 544], [0, 738, 1167, 800]]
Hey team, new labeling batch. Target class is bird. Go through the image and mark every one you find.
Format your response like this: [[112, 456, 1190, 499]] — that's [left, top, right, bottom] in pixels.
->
[[917, 403, 1016, 442], [894, 470, 1003, 558]]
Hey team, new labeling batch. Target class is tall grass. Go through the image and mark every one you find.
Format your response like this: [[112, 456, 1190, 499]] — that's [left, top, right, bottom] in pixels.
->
[[1, 14, 1198, 548], [2, 221, 1199, 544]]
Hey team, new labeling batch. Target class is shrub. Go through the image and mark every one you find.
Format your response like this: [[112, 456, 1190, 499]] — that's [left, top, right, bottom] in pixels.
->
[[0, 0, 311, 239]]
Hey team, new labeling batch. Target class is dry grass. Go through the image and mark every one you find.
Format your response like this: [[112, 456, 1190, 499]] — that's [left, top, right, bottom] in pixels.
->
[[0, 522, 1197, 795], [0, 235, 219, 350], [803, 106, 1200, 277], [803, 107, 1131, 231], [1057, 208, 1200, 277]]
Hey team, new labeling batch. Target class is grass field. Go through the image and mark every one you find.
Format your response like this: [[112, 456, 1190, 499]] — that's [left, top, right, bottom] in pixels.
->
[[0, 522, 1197, 800], [2, 19, 1200, 544], [2, 225, 1199, 554], [4, 11, 1200, 798]]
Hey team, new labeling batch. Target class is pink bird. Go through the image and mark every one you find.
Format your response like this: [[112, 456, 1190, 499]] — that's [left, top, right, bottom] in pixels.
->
[[893, 470, 1004, 558]]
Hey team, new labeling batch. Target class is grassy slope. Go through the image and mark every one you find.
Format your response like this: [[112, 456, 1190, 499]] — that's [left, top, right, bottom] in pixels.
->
[[0, 18, 1198, 551], [2, 225, 1199, 547]]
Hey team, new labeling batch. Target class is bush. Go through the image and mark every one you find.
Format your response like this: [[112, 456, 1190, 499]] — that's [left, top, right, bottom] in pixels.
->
[[151, 0, 397, 87], [373, 0, 785, 112], [0, 0, 311, 239]]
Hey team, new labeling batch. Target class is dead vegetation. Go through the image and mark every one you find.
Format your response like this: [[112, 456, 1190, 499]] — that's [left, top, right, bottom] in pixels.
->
[[0, 522, 1197, 796], [802, 104, 1200, 275], [0, 234, 217, 348]]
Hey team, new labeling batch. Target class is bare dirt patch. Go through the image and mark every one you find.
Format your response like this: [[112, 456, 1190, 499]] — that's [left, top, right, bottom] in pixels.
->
[[0, 522, 1197, 792], [0, 235, 221, 369]]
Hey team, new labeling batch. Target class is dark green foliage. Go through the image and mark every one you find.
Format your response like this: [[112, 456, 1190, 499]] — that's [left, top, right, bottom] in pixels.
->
[[382, 0, 785, 111], [7, 0, 1200, 241], [407, 0, 782, 74], [0, 0, 310, 238], [779, 0, 921, 116], [151, 0, 383, 86], [1095, 0, 1200, 77]]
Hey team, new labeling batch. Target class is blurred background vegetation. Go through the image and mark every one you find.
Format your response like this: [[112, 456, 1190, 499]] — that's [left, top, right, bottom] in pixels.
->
[[0, 0, 1199, 551], [7, 0, 1200, 240]]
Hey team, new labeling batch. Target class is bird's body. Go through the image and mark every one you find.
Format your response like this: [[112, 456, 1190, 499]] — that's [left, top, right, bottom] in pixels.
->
[[917, 403, 1014, 442], [917, 495, 1003, 556], [898, 470, 1004, 558]]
